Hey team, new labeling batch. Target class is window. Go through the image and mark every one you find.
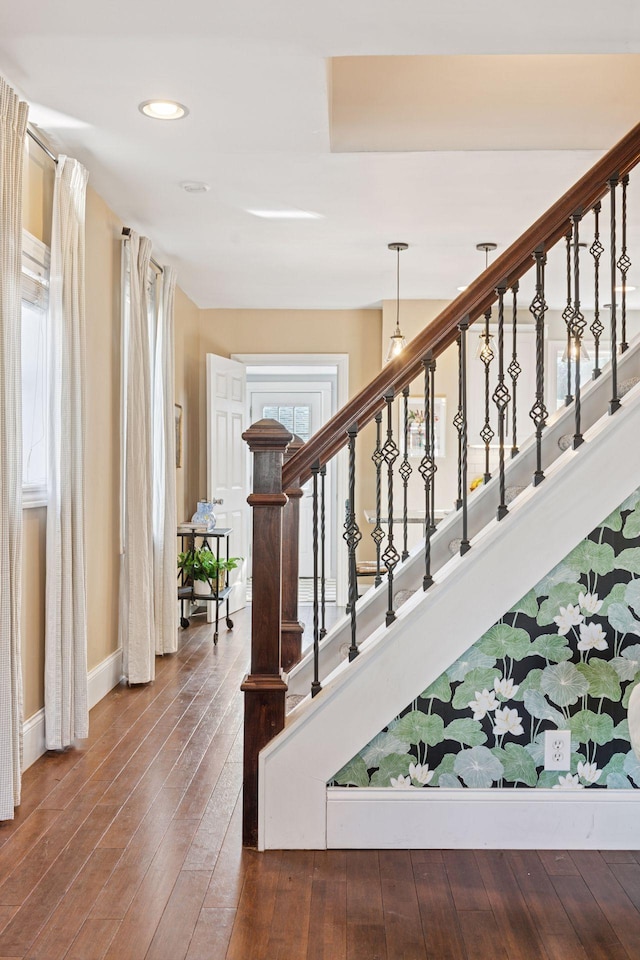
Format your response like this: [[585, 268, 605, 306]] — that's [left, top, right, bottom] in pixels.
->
[[21, 230, 50, 505]]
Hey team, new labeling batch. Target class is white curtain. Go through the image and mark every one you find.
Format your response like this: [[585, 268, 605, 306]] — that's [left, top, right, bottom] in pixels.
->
[[44, 157, 89, 749], [0, 77, 27, 819], [153, 267, 178, 655], [120, 233, 156, 683]]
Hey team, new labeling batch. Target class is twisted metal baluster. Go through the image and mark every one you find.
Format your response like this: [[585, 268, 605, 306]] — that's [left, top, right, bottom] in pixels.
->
[[618, 174, 631, 353], [429, 358, 437, 535], [529, 249, 549, 486], [419, 352, 436, 589], [609, 177, 621, 414], [479, 308, 494, 484], [459, 318, 471, 555], [342, 426, 361, 660], [571, 212, 586, 449], [371, 411, 384, 587], [400, 386, 412, 561], [508, 282, 521, 458], [590, 201, 604, 379], [493, 286, 510, 520], [311, 461, 321, 696], [381, 391, 399, 626], [319, 464, 327, 639], [562, 229, 574, 406], [453, 335, 464, 510]]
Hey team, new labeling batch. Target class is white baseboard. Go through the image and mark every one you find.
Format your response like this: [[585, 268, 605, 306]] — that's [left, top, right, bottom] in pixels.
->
[[327, 788, 640, 849], [21, 647, 123, 772]]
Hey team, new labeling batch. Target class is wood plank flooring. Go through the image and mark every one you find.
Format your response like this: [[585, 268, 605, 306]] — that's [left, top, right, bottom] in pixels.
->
[[1, 607, 640, 958]]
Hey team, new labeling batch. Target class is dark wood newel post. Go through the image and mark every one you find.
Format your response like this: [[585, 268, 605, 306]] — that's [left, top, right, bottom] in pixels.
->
[[241, 418, 292, 847], [281, 434, 304, 671]]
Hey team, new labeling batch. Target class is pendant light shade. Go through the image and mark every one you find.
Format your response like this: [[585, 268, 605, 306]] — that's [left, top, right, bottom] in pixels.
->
[[386, 242, 408, 363]]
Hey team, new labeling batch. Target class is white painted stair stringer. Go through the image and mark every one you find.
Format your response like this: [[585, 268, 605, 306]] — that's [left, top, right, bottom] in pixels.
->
[[260, 382, 640, 849], [287, 337, 640, 697]]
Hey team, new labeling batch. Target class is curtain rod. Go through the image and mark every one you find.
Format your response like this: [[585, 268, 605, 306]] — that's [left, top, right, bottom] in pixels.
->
[[27, 126, 57, 164], [121, 227, 164, 274]]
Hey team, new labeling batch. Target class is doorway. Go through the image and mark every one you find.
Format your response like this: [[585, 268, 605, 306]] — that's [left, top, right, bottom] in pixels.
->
[[233, 353, 349, 606]]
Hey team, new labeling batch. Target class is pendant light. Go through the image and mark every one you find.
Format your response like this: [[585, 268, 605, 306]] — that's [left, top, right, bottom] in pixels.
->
[[474, 242, 498, 361], [386, 242, 408, 362]]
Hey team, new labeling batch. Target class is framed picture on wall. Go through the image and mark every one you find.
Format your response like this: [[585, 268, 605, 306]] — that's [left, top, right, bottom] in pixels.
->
[[401, 396, 446, 459], [174, 403, 183, 468]]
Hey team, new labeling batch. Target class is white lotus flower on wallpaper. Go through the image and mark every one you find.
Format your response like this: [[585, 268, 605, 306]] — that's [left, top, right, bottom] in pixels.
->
[[577, 761, 602, 783], [552, 773, 584, 789], [494, 677, 519, 700], [554, 604, 584, 635], [578, 591, 603, 615], [468, 688, 499, 720], [494, 707, 524, 737], [409, 762, 434, 785], [577, 621, 608, 652], [390, 774, 413, 788]]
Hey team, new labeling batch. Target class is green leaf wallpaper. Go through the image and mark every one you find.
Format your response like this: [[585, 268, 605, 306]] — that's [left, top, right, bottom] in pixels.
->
[[330, 488, 640, 791]]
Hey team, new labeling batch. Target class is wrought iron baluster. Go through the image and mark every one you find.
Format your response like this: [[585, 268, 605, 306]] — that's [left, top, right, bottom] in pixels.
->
[[371, 411, 384, 587], [419, 352, 436, 589], [529, 249, 548, 486], [562, 229, 574, 406], [609, 176, 621, 414], [319, 464, 327, 639], [590, 201, 604, 379], [429, 358, 437, 535], [400, 386, 412, 561], [571, 212, 586, 448], [453, 335, 464, 510], [311, 461, 321, 696], [381, 391, 400, 626], [459, 319, 470, 555], [492, 286, 510, 520], [508, 282, 521, 458], [479, 308, 494, 484], [618, 174, 631, 353], [342, 426, 361, 660]]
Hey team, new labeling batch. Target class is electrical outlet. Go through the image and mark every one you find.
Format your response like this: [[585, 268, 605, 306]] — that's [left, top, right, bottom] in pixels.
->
[[544, 729, 571, 770]]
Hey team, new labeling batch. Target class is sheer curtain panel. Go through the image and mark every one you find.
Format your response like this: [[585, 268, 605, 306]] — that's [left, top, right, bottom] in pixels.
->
[[154, 267, 178, 655], [0, 77, 27, 819], [45, 157, 89, 749], [120, 233, 156, 683]]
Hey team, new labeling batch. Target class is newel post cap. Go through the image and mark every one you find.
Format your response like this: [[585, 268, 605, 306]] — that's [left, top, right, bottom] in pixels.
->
[[242, 418, 293, 452], [284, 433, 305, 462]]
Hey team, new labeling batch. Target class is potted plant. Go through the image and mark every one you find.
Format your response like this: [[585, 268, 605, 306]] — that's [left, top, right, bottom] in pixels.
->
[[177, 548, 242, 596]]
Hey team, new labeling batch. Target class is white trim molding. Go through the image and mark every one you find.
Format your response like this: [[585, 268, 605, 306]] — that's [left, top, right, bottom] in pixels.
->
[[22, 647, 123, 771], [327, 788, 640, 850]]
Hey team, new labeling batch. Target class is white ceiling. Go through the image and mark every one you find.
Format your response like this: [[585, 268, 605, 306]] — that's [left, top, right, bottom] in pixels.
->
[[1, 0, 640, 310]]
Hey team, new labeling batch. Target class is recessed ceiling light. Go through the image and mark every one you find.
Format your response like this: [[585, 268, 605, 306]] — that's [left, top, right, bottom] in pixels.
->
[[614, 284, 636, 293], [181, 181, 210, 194], [457, 285, 468, 292], [246, 208, 323, 220], [139, 100, 189, 120]]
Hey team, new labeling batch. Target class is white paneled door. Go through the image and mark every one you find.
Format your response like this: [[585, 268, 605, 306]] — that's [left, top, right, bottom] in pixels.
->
[[206, 354, 247, 616]]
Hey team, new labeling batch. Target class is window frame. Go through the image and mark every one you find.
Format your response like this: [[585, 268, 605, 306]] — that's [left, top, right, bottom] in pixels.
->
[[21, 229, 50, 508]]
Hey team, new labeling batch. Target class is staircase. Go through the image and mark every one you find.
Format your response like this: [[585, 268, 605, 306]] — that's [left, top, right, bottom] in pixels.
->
[[242, 122, 640, 850]]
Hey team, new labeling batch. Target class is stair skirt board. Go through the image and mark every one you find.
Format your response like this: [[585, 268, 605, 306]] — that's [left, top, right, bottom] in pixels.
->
[[260, 381, 640, 849], [286, 339, 640, 699], [326, 788, 640, 850]]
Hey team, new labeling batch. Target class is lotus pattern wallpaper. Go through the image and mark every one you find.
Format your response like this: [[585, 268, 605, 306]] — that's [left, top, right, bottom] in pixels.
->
[[330, 487, 640, 791]]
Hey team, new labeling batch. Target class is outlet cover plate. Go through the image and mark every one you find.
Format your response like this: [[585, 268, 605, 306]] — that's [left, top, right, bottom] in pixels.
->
[[544, 729, 571, 770]]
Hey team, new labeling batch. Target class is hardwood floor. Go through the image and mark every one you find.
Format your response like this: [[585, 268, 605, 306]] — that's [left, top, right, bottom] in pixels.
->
[[1, 608, 640, 958]]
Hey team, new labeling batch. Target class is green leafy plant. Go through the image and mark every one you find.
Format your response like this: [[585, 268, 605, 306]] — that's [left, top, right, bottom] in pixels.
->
[[177, 548, 242, 584]]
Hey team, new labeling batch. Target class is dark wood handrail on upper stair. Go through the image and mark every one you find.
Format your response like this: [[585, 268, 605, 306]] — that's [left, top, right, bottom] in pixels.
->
[[283, 121, 640, 490]]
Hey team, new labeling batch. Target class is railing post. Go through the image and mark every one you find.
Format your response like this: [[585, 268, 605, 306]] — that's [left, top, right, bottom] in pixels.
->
[[281, 434, 304, 672], [241, 418, 291, 847]]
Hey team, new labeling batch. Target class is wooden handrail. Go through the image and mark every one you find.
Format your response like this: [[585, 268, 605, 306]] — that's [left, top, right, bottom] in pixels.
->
[[283, 121, 640, 489]]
